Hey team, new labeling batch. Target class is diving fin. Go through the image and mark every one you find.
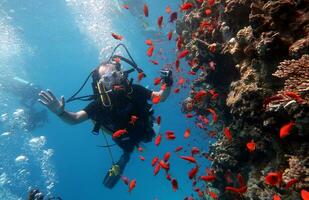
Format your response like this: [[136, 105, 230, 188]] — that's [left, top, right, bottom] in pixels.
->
[[103, 152, 130, 189]]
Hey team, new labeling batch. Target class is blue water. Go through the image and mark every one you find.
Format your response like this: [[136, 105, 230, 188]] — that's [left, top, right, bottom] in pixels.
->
[[0, 0, 211, 199]]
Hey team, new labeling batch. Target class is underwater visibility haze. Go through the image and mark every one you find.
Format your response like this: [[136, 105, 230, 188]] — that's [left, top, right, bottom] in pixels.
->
[[0, 0, 308, 200]]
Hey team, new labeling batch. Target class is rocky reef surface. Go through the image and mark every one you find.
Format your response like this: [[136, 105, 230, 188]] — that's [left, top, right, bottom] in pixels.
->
[[177, 0, 309, 199]]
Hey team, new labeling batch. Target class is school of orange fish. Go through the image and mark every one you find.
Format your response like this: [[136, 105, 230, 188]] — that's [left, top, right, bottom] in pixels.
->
[[111, 1, 308, 200]]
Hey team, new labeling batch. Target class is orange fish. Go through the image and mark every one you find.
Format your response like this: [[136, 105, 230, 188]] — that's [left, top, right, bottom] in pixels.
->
[[154, 77, 161, 85], [156, 116, 161, 125], [246, 139, 256, 152], [169, 12, 178, 23], [184, 128, 190, 138], [180, 156, 197, 164], [152, 94, 161, 104], [157, 16, 163, 28], [208, 0, 215, 6], [150, 60, 159, 65], [112, 129, 127, 139], [129, 115, 138, 125], [166, 173, 172, 181], [139, 156, 145, 161], [205, 9, 212, 16], [191, 147, 200, 155], [145, 39, 153, 46], [122, 4, 129, 9], [165, 130, 176, 140], [155, 134, 162, 146], [225, 186, 247, 194], [171, 179, 178, 191], [200, 175, 216, 182], [143, 4, 149, 17], [280, 121, 295, 138], [224, 127, 232, 142], [188, 166, 199, 179], [284, 91, 304, 103], [273, 194, 281, 200], [121, 176, 129, 185], [207, 189, 218, 200], [194, 90, 207, 102], [174, 146, 183, 152], [265, 172, 282, 186], [178, 77, 185, 85], [137, 147, 143, 152], [284, 178, 298, 189], [237, 173, 246, 187], [174, 88, 180, 93], [154, 164, 161, 176], [167, 31, 173, 40], [137, 72, 145, 81], [128, 179, 136, 193], [111, 33, 123, 40], [152, 156, 159, 166], [177, 49, 189, 59], [207, 108, 218, 123], [180, 3, 193, 11], [186, 113, 193, 118], [165, 6, 171, 14], [301, 189, 309, 200], [164, 152, 171, 162], [175, 59, 180, 72], [159, 160, 169, 170], [147, 46, 154, 57]]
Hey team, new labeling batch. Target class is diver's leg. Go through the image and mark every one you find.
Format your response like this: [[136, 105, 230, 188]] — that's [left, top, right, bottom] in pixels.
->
[[103, 135, 135, 189]]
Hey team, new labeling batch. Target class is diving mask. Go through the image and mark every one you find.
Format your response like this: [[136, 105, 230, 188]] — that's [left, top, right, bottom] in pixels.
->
[[99, 70, 125, 92]]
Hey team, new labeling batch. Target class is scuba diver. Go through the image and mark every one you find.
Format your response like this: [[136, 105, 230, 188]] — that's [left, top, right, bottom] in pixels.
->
[[38, 44, 173, 188], [28, 188, 62, 200], [0, 76, 48, 132]]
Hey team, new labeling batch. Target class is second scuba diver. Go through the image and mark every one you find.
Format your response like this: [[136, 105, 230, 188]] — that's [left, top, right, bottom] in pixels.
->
[[38, 44, 173, 188]]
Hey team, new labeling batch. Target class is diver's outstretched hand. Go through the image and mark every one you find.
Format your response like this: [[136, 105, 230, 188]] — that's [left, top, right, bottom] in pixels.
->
[[38, 89, 65, 116]]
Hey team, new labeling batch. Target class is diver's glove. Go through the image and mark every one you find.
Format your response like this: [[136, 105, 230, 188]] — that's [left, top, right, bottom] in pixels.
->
[[160, 69, 173, 87]]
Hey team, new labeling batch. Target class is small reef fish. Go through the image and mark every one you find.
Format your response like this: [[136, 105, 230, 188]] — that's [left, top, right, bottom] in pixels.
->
[[284, 178, 298, 189], [121, 176, 129, 185], [225, 186, 247, 194], [150, 60, 159, 65], [174, 146, 183, 152], [154, 77, 161, 85], [143, 4, 149, 17], [167, 31, 173, 40], [208, 0, 215, 6], [154, 164, 161, 176], [184, 128, 190, 138], [159, 160, 169, 170], [178, 77, 185, 85], [163, 152, 171, 162], [166, 173, 172, 181], [122, 4, 129, 9], [169, 12, 178, 23], [280, 121, 295, 138], [129, 115, 138, 125], [152, 156, 159, 166], [147, 46, 154, 57], [273, 194, 281, 200], [137, 72, 145, 81], [180, 3, 193, 11], [191, 147, 200, 155], [175, 59, 180, 72], [206, 189, 218, 200], [200, 175, 216, 182], [265, 172, 282, 186], [165, 6, 171, 14], [177, 49, 189, 59], [112, 129, 127, 138], [146, 39, 153, 46], [194, 90, 207, 102], [157, 16, 163, 28], [155, 134, 162, 146], [224, 127, 232, 142], [152, 94, 161, 104], [188, 166, 199, 179], [301, 189, 309, 200], [207, 108, 218, 123], [186, 113, 193, 118], [174, 88, 180, 93], [111, 33, 123, 40], [176, 36, 182, 50], [180, 156, 197, 164], [156, 116, 161, 125], [128, 179, 136, 192], [205, 9, 212, 16], [246, 139, 256, 152], [171, 179, 178, 191], [139, 156, 145, 161]]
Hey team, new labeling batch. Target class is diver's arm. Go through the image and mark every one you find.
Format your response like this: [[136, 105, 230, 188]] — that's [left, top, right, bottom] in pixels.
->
[[38, 90, 88, 125], [57, 110, 88, 125], [152, 86, 171, 102]]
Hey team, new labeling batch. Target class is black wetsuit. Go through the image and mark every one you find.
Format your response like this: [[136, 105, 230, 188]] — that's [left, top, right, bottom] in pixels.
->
[[83, 84, 155, 153]]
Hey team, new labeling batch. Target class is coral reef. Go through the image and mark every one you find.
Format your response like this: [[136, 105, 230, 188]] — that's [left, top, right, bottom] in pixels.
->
[[177, 0, 309, 199]]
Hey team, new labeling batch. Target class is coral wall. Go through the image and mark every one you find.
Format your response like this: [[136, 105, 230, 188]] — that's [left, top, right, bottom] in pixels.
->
[[177, 0, 309, 199]]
